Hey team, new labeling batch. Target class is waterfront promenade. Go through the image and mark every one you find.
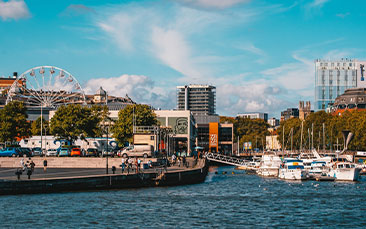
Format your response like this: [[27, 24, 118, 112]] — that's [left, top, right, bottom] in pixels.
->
[[0, 157, 208, 195]]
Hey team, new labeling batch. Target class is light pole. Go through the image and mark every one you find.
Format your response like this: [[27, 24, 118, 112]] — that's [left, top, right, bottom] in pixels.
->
[[105, 120, 110, 174]]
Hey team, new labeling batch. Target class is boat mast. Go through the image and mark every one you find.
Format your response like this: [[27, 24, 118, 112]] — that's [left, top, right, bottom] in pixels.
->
[[291, 128, 293, 153], [323, 123, 325, 151], [311, 123, 314, 151], [300, 121, 304, 153], [282, 125, 285, 154], [308, 128, 310, 152]]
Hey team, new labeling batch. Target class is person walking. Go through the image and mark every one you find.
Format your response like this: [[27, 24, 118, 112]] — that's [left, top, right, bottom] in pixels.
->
[[127, 157, 133, 174], [172, 154, 176, 166], [121, 158, 126, 173], [178, 157, 181, 167], [137, 158, 141, 172], [20, 157, 26, 172], [30, 159, 35, 173], [135, 158, 139, 173], [43, 159, 48, 173]]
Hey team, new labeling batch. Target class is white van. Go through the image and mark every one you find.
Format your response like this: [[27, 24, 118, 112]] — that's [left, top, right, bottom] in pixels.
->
[[119, 145, 154, 158]]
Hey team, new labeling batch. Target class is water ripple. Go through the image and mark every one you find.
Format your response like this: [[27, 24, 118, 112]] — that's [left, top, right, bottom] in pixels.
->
[[1, 166, 366, 228]]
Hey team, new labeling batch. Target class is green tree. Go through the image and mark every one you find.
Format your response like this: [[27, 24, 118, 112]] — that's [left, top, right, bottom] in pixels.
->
[[340, 110, 366, 151], [50, 104, 107, 143], [219, 116, 235, 124], [112, 104, 157, 144], [0, 101, 30, 143], [277, 117, 302, 151], [235, 117, 269, 150], [303, 111, 332, 150], [90, 105, 110, 138], [31, 116, 50, 136]]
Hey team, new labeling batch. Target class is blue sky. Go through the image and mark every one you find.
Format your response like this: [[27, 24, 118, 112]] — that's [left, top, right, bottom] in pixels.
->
[[1, 0, 366, 118]]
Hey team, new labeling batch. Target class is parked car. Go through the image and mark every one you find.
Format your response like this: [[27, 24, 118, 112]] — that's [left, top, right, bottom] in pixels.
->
[[0, 147, 20, 157], [19, 147, 33, 157], [102, 149, 115, 157], [32, 147, 43, 156], [58, 148, 70, 157], [46, 149, 58, 157], [119, 145, 154, 158], [70, 148, 82, 157], [85, 148, 99, 157]]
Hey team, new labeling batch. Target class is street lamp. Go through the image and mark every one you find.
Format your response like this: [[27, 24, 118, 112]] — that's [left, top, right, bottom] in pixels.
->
[[105, 119, 111, 174]]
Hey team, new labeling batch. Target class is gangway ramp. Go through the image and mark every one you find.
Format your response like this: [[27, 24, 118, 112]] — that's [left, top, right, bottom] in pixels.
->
[[204, 152, 251, 167]]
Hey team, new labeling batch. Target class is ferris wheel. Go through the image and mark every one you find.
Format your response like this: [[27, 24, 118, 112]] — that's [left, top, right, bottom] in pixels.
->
[[6, 66, 86, 108]]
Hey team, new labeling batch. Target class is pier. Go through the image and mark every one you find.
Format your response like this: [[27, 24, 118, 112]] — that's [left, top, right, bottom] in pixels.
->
[[0, 158, 208, 195]]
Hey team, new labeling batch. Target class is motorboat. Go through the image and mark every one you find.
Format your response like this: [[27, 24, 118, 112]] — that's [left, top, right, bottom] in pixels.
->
[[278, 158, 308, 180], [328, 162, 361, 181], [256, 154, 282, 177], [308, 161, 327, 177], [236, 157, 260, 172]]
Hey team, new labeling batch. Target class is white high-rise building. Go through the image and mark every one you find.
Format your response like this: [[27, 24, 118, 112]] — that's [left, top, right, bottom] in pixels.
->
[[315, 59, 366, 110], [176, 85, 216, 115]]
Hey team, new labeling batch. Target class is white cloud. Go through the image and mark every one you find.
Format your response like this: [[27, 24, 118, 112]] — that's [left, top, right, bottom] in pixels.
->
[[336, 12, 350, 18], [322, 49, 353, 60], [304, 0, 330, 17], [83, 74, 175, 109], [174, 0, 251, 10], [0, 0, 30, 20], [151, 26, 203, 79], [238, 43, 265, 56], [261, 54, 313, 92], [216, 82, 287, 116], [97, 14, 135, 51], [308, 0, 330, 8]]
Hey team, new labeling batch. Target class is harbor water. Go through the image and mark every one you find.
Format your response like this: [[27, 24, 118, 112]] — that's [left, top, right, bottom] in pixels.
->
[[1, 165, 366, 228]]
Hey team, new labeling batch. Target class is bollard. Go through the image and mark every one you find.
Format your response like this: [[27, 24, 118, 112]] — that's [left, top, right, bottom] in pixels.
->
[[112, 166, 116, 174]]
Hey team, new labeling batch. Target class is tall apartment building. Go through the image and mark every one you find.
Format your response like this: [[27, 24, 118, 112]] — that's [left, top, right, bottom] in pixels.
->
[[177, 85, 216, 115], [315, 59, 366, 110]]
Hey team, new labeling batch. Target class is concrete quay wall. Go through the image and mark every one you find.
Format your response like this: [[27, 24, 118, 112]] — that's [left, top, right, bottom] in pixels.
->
[[0, 159, 209, 195], [0, 157, 156, 169]]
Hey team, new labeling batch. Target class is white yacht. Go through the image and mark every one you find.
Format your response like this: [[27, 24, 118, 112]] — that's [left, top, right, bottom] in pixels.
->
[[328, 162, 361, 181], [308, 161, 327, 177], [278, 158, 308, 180], [256, 154, 282, 177]]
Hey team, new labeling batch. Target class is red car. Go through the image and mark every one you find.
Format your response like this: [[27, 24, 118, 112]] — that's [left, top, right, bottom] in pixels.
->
[[70, 148, 82, 157]]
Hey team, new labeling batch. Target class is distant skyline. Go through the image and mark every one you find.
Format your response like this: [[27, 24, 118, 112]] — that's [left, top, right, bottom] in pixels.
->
[[1, 0, 366, 118]]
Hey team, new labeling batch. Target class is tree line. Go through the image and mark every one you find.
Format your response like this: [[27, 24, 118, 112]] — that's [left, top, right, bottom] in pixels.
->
[[220, 116, 269, 150], [277, 110, 366, 151], [0, 101, 156, 147]]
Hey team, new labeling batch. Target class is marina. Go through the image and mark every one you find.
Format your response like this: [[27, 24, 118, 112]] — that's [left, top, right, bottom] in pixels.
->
[[1, 165, 366, 228], [206, 152, 364, 182]]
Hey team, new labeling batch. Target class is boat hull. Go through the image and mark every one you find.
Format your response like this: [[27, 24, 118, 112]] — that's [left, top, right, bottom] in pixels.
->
[[257, 167, 279, 177], [278, 169, 307, 180], [328, 168, 361, 181]]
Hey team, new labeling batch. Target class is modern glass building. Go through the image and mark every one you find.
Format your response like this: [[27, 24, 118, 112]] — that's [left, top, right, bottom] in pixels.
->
[[315, 59, 366, 110]]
